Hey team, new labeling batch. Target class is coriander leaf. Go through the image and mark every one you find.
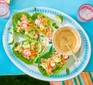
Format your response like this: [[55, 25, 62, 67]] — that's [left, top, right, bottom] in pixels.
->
[[34, 7, 36, 11], [55, 26, 59, 29], [66, 68, 70, 74], [52, 23, 56, 26]]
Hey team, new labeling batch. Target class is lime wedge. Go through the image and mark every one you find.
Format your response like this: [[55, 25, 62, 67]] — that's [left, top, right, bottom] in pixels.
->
[[8, 36, 14, 44], [55, 15, 63, 23]]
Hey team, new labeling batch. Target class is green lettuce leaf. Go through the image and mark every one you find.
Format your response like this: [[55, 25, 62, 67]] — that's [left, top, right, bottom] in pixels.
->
[[38, 46, 64, 76], [12, 40, 46, 64], [31, 12, 54, 36], [12, 12, 32, 33], [12, 42, 34, 64], [31, 12, 45, 21]]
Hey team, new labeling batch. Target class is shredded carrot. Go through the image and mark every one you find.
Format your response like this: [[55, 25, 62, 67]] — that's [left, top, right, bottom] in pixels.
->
[[47, 58, 51, 69], [42, 29, 47, 34], [34, 28, 38, 33], [29, 23, 34, 27], [31, 51, 37, 55]]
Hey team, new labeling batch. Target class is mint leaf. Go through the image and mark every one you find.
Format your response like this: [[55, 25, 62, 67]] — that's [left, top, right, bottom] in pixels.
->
[[66, 68, 70, 74]]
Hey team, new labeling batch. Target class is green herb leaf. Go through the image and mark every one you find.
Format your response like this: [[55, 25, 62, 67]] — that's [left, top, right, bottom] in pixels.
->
[[34, 7, 36, 11], [66, 68, 70, 74], [55, 26, 59, 29], [37, 38, 40, 42], [40, 35, 44, 37], [49, 42, 52, 44], [8, 28, 11, 30], [49, 46, 56, 53], [12, 12, 32, 33], [52, 23, 56, 26], [9, 31, 13, 34]]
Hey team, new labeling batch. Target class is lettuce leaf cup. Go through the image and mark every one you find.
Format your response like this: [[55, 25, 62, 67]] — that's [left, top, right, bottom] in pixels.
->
[[12, 12, 41, 40], [31, 12, 56, 40], [12, 40, 46, 64], [38, 47, 69, 76], [12, 12, 32, 33]]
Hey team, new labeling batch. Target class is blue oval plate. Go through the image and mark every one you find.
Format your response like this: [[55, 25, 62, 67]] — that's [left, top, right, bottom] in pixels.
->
[[3, 7, 91, 81]]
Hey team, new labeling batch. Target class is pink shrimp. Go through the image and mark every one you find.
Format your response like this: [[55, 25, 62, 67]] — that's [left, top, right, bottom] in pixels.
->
[[23, 49, 32, 59]]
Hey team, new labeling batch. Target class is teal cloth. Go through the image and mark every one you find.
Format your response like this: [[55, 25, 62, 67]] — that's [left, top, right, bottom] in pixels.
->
[[0, 0, 93, 75]]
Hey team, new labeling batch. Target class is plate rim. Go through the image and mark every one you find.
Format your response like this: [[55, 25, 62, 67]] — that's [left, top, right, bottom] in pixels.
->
[[2, 7, 91, 81]]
